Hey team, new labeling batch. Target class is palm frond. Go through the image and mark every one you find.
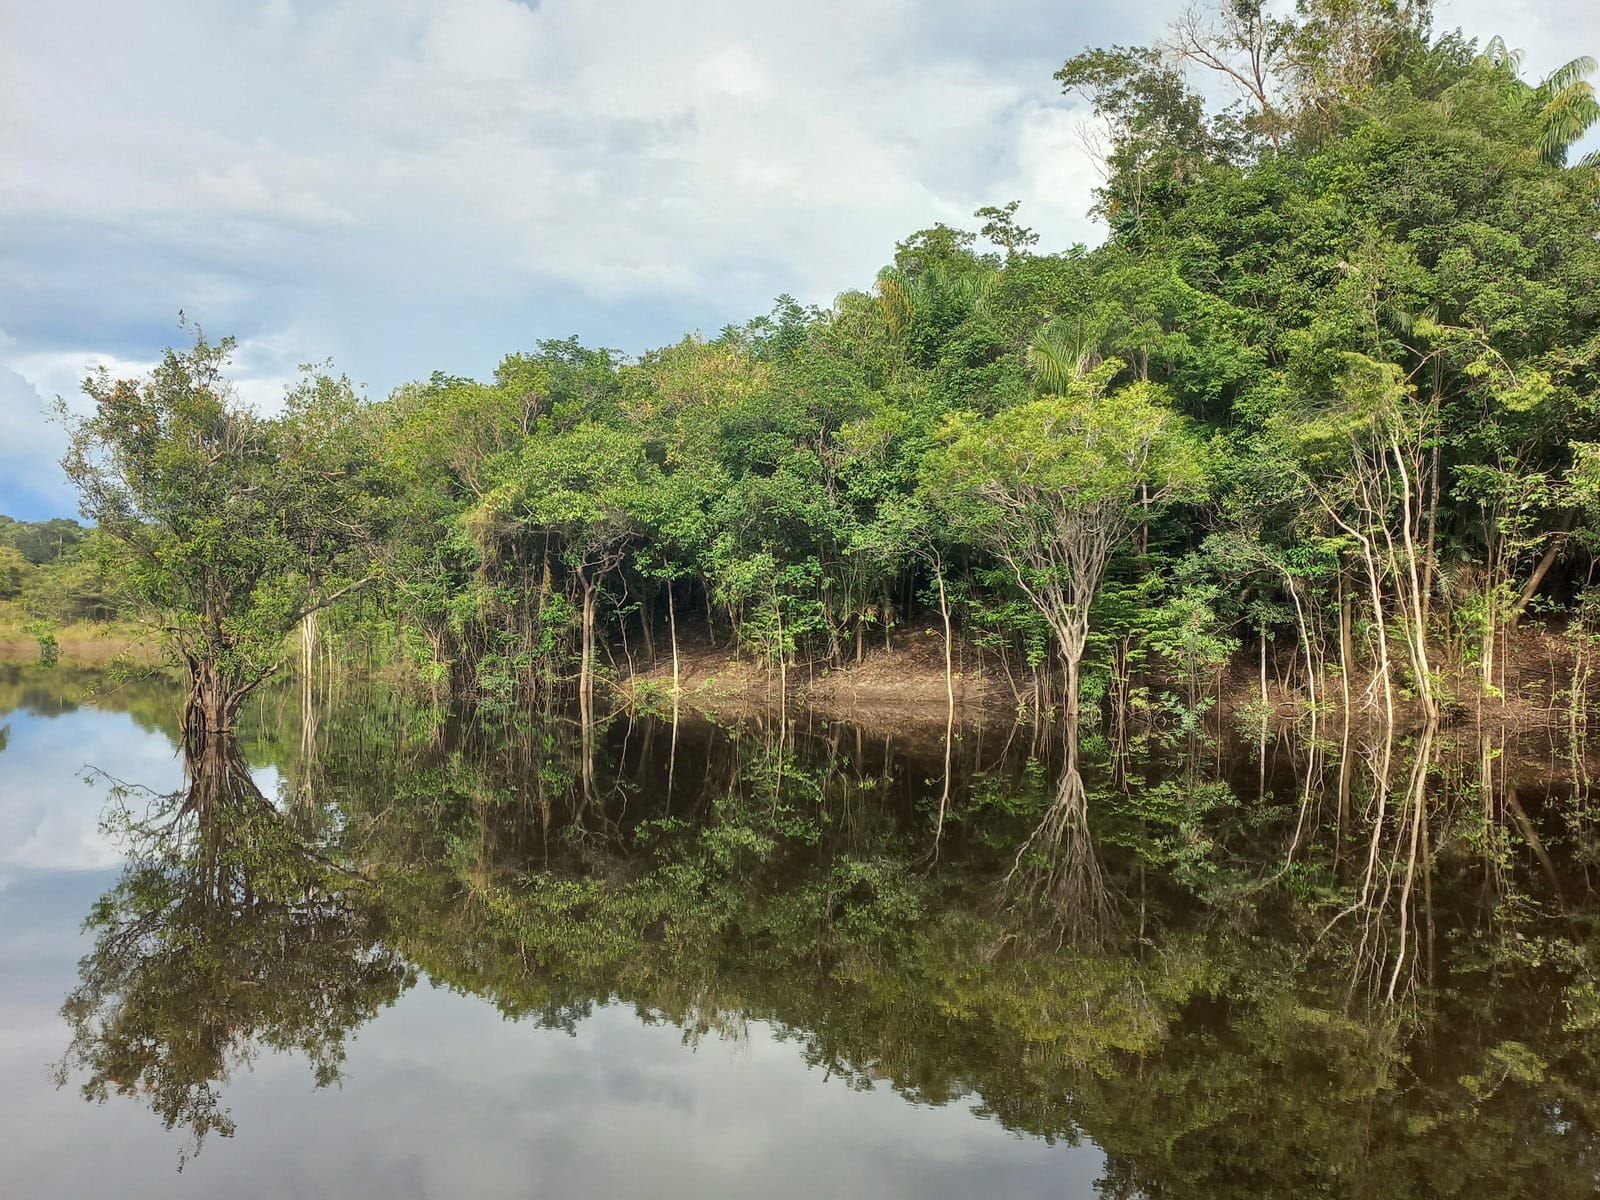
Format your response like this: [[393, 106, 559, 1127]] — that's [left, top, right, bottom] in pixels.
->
[[1026, 317, 1104, 395], [1481, 35, 1524, 74], [874, 270, 915, 344], [1535, 81, 1600, 165], [955, 269, 1000, 315], [1538, 55, 1599, 97]]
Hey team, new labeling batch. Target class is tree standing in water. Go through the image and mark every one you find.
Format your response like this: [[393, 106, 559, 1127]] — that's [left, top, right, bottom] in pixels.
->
[[926, 362, 1204, 728], [59, 326, 386, 746]]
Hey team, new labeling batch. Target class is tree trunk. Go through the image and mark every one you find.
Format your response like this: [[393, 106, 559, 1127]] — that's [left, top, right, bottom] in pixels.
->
[[638, 585, 655, 664], [932, 557, 955, 854], [1421, 444, 1439, 632], [667, 581, 682, 698], [1338, 568, 1354, 713], [1390, 438, 1437, 720], [1064, 652, 1081, 729], [580, 579, 596, 727], [1482, 594, 1498, 700], [1508, 524, 1570, 629], [1285, 578, 1317, 717], [183, 660, 240, 748], [934, 557, 955, 720], [775, 600, 787, 718], [1359, 537, 1395, 724]]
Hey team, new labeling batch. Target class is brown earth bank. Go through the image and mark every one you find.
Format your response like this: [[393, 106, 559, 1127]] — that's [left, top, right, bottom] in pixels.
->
[[614, 624, 1016, 726], [8, 620, 1595, 736], [617, 621, 1600, 735], [1217, 620, 1600, 734]]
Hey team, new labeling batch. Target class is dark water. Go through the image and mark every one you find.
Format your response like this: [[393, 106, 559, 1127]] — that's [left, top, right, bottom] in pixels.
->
[[2, 664, 1598, 1198]]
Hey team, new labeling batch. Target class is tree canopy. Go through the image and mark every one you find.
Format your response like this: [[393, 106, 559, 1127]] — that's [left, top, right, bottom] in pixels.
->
[[53, 0, 1600, 734]]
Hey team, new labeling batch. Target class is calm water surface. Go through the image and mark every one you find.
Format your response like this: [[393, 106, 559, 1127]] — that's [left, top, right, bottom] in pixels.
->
[[2, 664, 1597, 1198]]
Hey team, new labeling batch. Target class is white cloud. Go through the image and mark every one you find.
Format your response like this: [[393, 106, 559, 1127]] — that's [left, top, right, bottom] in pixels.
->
[[0, 369, 70, 515], [0, 2, 1114, 323], [1, 0, 1598, 517], [0, 708, 184, 883], [0, 0, 1150, 517]]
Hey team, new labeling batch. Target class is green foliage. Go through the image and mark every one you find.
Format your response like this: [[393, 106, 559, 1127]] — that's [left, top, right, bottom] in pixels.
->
[[0, 515, 86, 564], [42, 3, 1600, 725], [57, 329, 388, 732], [27, 619, 60, 668], [925, 368, 1206, 717]]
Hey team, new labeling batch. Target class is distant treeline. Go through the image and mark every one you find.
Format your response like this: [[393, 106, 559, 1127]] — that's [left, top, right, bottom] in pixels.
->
[[0, 515, 120, 623], [50, 0, 1600, 731], [0, 515, 85, 565]]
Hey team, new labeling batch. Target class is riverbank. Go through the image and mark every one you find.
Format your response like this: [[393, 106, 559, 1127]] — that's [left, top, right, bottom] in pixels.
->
[[11, 619, 1594, 734], [616, 628, 1014, 723], [0, 621, 160, 666], [621, 621, 1600, 735]]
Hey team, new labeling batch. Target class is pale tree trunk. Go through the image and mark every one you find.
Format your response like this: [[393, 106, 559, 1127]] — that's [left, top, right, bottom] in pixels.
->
[[1388, 435, 1438, 721], [1305, 394, 1439, 722], [1482, 552, 1499, 701], [299, 612, 320, 806], [935, 557, 955, 720], [775, 599, 788, 722], [932, 554, 956, 852], [1338, 567, 1354, 713], [580, 578, 596, 728], [1421, 444, 1439, 632], [1282, 575, 1317, 716], [1358, 535, 1396, 725], [1063, 643, 1083, 729], [667, 581, 681, 698]]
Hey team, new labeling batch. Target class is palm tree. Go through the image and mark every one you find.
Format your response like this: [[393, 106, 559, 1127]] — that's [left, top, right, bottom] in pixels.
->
[[1530, 56, 1600, 166], [1026, 313, 1107, 395], [872, 261, 999, 376], [1481, 38, 1600, 167]]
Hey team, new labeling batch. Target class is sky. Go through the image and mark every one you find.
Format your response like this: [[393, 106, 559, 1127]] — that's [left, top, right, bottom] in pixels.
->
[[1, 0, 1596, 520]]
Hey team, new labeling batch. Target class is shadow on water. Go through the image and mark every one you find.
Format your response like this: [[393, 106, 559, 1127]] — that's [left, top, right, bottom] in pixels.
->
[[42, 672, 1600, 1194]]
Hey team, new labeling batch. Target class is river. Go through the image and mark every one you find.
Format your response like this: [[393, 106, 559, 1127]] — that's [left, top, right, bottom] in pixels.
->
[[1, 664, 1596, 1197]]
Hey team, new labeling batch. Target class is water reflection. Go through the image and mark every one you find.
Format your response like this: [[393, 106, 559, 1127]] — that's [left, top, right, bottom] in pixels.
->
[[55, 738, 412, 1161], [1004, 736, 1120, 948], [11, 670, 1600, 1196]]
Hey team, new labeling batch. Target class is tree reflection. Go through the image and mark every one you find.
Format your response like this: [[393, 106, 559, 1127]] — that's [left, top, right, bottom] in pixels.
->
[[1004, 734, 1121, 948], [48, 685, 1600, 1193], [1313, 721, 1439, 1005], [55, 737, 414, 1163], [329, 707, 1600, 1198]]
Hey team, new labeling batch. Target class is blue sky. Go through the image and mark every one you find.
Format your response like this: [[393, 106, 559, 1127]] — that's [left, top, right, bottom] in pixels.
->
[[1, 0, 1594, 520]]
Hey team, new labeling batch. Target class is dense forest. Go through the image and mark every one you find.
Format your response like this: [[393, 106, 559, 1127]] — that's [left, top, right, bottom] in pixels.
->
[[47, 0, 1600, 739]]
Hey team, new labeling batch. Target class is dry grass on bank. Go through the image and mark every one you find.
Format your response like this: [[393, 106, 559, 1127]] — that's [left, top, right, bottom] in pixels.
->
[[0, 614, 160, 665]]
